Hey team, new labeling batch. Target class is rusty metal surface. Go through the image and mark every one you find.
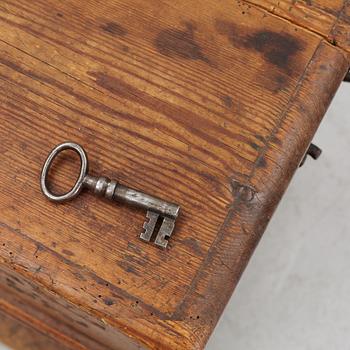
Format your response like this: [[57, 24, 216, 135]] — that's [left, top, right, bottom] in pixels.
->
[[299, 143, 322, 167]]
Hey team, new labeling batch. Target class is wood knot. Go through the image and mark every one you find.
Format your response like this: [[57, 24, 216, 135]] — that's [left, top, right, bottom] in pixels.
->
[[230, 179, 256, 202]]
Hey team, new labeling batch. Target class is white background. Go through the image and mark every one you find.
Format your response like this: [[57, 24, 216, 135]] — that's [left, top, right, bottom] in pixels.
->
[[1, 83, 349, 350]]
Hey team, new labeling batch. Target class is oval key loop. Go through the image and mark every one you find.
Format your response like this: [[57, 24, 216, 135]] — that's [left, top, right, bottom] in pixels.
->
[[40, 142, 89, 203]]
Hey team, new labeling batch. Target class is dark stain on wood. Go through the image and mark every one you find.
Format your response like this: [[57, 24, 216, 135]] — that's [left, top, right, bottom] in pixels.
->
[[216, 20, 303, 72], [7, 275, 24, 285], [256, 155, 267, 168], [101, 22, 127, 36], [249, 141, 260, 151], [274, 75, 288, 93], [201, 171, 223, 194], [180, 238, 203, 256], [73, 272, 87, 281], [221, 95, 233, 109], [89, 72, 142, 104], [95, 278, 108, 286], [271, 135, 282, 145], [123, 254, 148, 269], [215, 20, 239, 45], [245, 31, 302, 71], [155, 23, 210, 64], [34, 242, 45, 254], [103, 298, 114, 306], [122, 45, 129, 52], [127, 242, 142, 255], [62, 249, 75, 257], [254, 134, 267, 143], [117, 261, 141, 277], [5, 278, 23, 294]]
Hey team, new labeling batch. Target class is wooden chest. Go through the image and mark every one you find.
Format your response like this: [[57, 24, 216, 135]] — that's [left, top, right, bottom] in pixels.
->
[[0, 0, 349, 349]]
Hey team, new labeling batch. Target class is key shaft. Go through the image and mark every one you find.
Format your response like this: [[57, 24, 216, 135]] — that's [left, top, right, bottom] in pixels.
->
[[83, 175, 180, 219]]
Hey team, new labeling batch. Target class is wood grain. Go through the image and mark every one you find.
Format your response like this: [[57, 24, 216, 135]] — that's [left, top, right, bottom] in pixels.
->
[[245, 0, 350, 52], [0, 0, 349, 349], [0, 310, 71, 350]]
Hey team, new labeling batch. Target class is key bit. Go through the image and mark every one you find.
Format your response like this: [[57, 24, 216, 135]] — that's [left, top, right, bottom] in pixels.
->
[[140, 211, 175, 249], [141, 211, 159, 243], [154, 216, 175, 249]]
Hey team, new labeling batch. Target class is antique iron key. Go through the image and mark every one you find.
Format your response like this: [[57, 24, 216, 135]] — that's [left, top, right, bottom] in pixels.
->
[[40, 142, 180, 248]]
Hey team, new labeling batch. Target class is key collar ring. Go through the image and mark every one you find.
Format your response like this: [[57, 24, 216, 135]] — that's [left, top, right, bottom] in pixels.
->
[[40, 142, 89, 203]]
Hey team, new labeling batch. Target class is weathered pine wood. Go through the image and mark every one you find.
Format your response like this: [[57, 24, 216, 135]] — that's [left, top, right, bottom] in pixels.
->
[[245, 0, 350, 50], [0, 310, 70, 350], [0, 0, 349, 349], [0, 264, 139, 350]]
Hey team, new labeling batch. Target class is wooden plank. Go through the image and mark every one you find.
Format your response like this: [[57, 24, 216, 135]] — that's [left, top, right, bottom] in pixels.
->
[[0, 264, 141, 350], [0, 0, 349, 349], [244, 0, 350, 53], [0, 310, 70, 350]]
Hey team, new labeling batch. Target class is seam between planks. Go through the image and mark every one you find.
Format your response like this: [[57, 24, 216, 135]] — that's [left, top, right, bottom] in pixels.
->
[[241, 0, 350, 56]]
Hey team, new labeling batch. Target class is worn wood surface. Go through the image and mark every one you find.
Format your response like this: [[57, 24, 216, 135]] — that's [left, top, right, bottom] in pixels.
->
[[246, 0, 350, 49], [0, 310, 70, 350], [0, 264, 140, 350], [0, 0, 349, 349]]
